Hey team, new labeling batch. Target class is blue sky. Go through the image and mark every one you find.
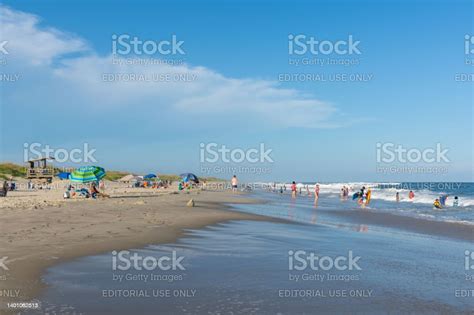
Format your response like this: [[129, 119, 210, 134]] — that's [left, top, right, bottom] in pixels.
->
[[0, 0, 472, 182]]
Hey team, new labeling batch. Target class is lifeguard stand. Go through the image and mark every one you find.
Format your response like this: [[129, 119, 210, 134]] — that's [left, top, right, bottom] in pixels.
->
[[26, 157, 55, 183]]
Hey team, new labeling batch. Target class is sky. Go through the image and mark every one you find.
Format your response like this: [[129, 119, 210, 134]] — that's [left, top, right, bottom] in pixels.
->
[[0, 0, 472, 182]]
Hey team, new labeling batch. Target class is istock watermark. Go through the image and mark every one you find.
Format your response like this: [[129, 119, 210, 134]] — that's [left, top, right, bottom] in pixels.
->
[[464, 250, 474, 271], [0, 256, 9, 271], [23, 142, 97, 163], [464, 34, 474, 58], [288, 34, 361, 55], [200, 143, 273, 163], [454, 34, 474, 82], [112, 34, 185, 56], [288, 250, 361, 271], [286, 250, 363, 285], [375, 142, 450, 175], [112, 250, 185, 271], [0, 40, 8, 55], [376, 143, 449, 163], [199, 142, 274, 175]]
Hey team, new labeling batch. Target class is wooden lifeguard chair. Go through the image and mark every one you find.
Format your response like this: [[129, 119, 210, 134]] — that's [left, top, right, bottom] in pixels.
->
[[26, 157, 55, 183]]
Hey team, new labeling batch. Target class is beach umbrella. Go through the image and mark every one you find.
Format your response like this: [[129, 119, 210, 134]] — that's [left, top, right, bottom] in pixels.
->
[[180, 173, 199, 183], [144, 173, 157, 179], [57, 172, 71, 180], [70, 166, 106, 183]]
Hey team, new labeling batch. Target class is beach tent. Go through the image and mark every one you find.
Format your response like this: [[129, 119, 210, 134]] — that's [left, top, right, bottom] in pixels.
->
[[144, 173, 157, 179], [57, 172, 71, 180], [70, 166, 106, 183], [180, 173, 199, 183], [118, 174, 136, 182]]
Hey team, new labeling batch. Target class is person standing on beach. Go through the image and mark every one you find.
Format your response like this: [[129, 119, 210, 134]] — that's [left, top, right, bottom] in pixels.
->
[[231, 175, 238, 193], [291, 181, 297, 198], [1, 181, 8, 197]]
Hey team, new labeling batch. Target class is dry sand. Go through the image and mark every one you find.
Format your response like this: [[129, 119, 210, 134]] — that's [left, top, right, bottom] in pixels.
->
[[0, 183, 271, 314]]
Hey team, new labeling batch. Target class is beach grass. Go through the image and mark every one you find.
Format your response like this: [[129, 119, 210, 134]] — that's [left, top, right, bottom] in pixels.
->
[[0, 162, 224, 182], [0, 162, 27, 179]]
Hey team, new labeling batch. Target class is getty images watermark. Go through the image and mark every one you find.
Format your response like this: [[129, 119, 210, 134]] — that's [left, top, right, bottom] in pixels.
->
[[199, 142, 274, 175], [280, 250, 372, 299], [23, 142, 97, 163], [104, 34, 194, 82], [454, 34, 474, 82], [454, 250, 474, 298], [0, 40, 21, 82], [375, 142, 450, 175], [281, 34, 373, 83], [105, 250, 196, 299]]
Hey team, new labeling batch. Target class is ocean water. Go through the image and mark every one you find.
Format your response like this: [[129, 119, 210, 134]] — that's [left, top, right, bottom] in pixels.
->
[[26, 187, 474, 315], [258, 182, 474, 224]]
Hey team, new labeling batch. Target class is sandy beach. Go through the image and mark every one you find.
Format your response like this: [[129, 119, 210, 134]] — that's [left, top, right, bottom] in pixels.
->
[[0, 184, 271, 314]]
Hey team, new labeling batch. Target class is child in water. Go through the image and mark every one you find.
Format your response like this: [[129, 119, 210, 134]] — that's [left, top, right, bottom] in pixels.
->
[[453, 196, 459, 207]]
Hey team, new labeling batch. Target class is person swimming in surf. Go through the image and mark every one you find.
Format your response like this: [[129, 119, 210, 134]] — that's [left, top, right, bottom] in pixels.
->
[[396, 192, 400, 202], [408, 191, 415, 200], [440, 195, 448, 206], [433, 198, 442, 209], [453, 196, 459, 207]]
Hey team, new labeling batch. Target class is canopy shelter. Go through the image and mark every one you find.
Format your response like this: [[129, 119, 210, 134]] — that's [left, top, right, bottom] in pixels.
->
[[118, 174, 138, 182], [57, 172, 71, 180]]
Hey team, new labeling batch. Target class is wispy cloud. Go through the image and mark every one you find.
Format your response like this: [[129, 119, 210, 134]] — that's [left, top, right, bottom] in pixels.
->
[[1, 5, 344, 129]]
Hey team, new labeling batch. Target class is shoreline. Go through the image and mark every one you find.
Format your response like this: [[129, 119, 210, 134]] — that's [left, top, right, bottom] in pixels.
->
[[0, 190, 276, 314]]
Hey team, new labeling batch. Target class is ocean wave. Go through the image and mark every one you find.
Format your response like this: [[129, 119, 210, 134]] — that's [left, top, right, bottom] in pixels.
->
[[259, 182, 474, 208]]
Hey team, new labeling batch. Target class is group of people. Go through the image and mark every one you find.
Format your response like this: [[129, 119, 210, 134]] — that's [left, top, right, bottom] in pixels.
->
[[1, 180, 18, 197], [288, 181, 320, 203], [136, 180, 170, 189], [433, 195, 459, 209], [340, 186, 350, 199], [352, 186, 372, 206], [395, 190, 415, 202], [64, 182, 109, 199]]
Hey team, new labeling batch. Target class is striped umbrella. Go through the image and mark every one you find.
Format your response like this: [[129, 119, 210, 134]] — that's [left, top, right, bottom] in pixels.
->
[[70, 166, 106, 183]]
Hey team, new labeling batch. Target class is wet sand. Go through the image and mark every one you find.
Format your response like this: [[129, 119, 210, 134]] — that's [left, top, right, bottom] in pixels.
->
[[320, 208, 474, 241], [0, 189, 273, 314]]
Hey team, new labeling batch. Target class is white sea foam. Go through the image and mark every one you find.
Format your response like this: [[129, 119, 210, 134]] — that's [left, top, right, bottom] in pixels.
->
[[258, 182, 474, 208]]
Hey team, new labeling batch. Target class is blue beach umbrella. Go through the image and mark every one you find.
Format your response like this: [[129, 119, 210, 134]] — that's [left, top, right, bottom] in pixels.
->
[[144, 173, 157, 179], [180, 173, 199, 183], [70, 166, 106, 183]]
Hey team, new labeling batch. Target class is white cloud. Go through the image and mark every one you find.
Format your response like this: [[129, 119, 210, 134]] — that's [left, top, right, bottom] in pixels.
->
[[1, 5, 343, 129], [0, 6, 88, 66]]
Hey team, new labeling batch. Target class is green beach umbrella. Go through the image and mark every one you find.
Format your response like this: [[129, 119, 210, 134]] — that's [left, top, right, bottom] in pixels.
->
[[70, 166, 106, 183]]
